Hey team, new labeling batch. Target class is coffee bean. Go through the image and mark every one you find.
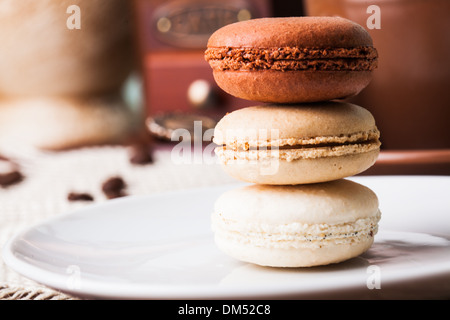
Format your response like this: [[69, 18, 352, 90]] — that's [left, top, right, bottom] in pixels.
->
[[67, 192, 94, 202]]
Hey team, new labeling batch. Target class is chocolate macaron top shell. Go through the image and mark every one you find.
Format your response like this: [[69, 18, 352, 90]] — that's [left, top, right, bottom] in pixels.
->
[[205, 17, 378, 103], [205, 16, 378, 71], [207, 16, 373, 48]]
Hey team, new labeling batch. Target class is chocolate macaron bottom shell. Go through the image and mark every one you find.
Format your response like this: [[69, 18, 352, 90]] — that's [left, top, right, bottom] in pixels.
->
[[213, 70, 373, 103], [216, 149, 380, 185]]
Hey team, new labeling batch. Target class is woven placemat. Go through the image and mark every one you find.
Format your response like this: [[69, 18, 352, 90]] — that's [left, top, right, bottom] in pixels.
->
[[0, 144, 235, 300], [0, 285, 77, 300]]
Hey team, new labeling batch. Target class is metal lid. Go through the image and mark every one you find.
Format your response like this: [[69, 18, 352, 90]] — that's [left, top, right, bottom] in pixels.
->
[[146, 113, 217, 142]]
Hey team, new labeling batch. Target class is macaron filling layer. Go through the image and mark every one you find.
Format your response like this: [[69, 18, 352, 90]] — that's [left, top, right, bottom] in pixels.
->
[[205, 46, 378, 72], [214, 129, 381, 162], [212, 210, 381, 249], [215, 129, 380, 150]]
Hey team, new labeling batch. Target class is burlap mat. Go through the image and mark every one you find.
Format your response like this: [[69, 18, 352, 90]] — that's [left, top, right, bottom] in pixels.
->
[[0, 144, 235, 300]]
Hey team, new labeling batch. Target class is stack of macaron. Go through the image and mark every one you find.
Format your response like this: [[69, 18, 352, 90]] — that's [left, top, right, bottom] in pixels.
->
[[205, 17, 382, 267]]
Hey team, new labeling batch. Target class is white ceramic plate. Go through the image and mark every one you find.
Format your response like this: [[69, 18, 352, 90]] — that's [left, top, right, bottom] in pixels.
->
[[3, 176, 450, 299]]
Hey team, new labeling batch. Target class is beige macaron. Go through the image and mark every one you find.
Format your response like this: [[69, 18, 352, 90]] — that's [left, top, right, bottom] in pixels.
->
[[213, 101, 381, 185], [211, 179, 381, 267]]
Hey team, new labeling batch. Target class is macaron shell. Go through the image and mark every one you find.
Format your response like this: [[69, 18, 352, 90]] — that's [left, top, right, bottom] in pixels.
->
[[212, 69, 372, 103], [214, 179, 379, 224], [216, 149, 379, 185], [207, 17, 373, 48], [214, 235, 374, 267], [213, 101, 378, 144]]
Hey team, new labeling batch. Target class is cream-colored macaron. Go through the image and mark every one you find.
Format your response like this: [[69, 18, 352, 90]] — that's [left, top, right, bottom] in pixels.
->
[[213, 101, 381, 185], [211, 179, 381, 267]]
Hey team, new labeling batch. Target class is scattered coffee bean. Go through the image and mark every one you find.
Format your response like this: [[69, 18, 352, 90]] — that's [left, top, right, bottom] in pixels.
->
[[105, 190, 127, 199], [0, 171, 24, 188], [102, 176, 127, 199], [102, 176, 126, 192], [67, 192, 94, 202], [0, 155, 24, 188], [126, 129, 155, 166], [129, 143, 153, 165]]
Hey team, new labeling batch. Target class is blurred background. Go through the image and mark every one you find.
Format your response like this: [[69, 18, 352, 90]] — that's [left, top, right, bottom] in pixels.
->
[[0, 0, 449, 174]]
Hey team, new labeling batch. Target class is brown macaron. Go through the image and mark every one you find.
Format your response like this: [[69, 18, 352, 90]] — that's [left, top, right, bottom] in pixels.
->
[[213, 101, 381, 185], [205, 17, 378, 103]]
